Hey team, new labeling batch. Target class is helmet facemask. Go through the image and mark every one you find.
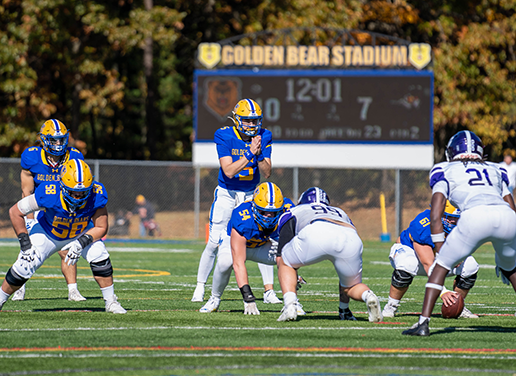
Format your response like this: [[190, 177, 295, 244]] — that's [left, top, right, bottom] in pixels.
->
[[60, 160, 93, 212], [252, 182, 284, 230], [39, 119, 69, 157], [231, 99, 263, 137]]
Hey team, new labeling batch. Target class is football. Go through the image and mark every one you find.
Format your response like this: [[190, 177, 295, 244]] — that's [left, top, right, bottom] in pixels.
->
[[441, 293, 464, 319]]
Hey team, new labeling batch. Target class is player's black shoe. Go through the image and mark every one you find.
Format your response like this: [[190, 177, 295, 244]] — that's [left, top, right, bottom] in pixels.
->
[[402, 319, 430, 336], [339, 308, 357, 321]]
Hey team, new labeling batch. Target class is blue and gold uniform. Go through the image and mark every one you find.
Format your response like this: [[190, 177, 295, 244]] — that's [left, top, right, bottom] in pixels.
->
[[398, 209, 434, 249], [215, 126, 272, 191], [21, 146, 84, 188], [35, 181, 107, 241]]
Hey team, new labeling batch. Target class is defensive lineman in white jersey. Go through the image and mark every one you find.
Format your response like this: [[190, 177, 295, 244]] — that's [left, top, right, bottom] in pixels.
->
[[276, 187, 382, 322], [403, 130, 516, 336]]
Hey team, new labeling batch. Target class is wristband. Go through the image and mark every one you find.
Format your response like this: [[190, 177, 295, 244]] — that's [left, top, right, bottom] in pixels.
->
[[257, 153, 265, 162], [18, 233, 32, 251], [439, 286, 450, 298], [77, 234, 94, 249], [430, 232, 445, 243], [243, 150, 255, 161], [239, 284, 256, 303]]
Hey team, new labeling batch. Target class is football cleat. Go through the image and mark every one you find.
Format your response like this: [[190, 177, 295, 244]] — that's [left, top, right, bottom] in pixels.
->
[[365, 292, 383, 323], [191, 284, 205, 302], [382, 301, 400, 318], [298, 186, 330, 205], [105, 295, 127, 314], [459, 306, 479, 319], [277, 303, 297, 322], [11, 285, 26, 301], [252, 182, 284, 230], [445, 130, 484, 161], [231, 98, 263, 137], [200, 296, 220, 313], [339, 308, 357, 321], [39, 119, 69, 157], [296, 300, 306, 316], [60, 159, 94, 211], [402, 319, 430, 336], [263, 289, 282, 304], [68, 288, 86, 302]]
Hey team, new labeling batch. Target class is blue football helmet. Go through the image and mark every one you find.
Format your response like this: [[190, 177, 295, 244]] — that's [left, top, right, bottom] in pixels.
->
[[39, 119, 69, 157], [298, 187, 330, 205], [445, 130, 484, 161], [231, 98, 263, 137], [252, 182, 284, 229], [60, 159, 93, 211], [442, 200, 460, 234]]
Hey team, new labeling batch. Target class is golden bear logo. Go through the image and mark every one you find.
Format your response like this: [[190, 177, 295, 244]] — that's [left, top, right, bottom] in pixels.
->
[[198, 43, 221, 69], [409, 43, 432, 70], [204, 78, 241, 121]]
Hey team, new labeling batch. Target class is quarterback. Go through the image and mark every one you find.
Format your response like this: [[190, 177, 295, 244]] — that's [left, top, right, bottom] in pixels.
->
[[0, 159, 126, 314], [275, 187, 382, 322], [14, 119, 86, 302], [192, 99, 281, 305], [383, 201, 479, 319], [200, 182, 304, 315], [404, 130, 516, 336]]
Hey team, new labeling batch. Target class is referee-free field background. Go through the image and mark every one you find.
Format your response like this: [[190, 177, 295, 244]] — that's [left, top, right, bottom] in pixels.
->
[[0, 239, 515, 376]]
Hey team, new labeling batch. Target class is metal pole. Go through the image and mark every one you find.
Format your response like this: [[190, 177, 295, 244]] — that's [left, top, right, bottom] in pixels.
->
[[194, 166, 200, 239], [94, 159, 100, 180], [395, 169, 402, 237], [293, 167, 299, 202]]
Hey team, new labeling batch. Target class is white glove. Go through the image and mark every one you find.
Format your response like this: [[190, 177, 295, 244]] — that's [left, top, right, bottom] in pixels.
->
[[495, 266, 511, 285], [63, 240, 83, 266], [243, 301, 260, 315], [269, 240, 278, 258], [19, 245, 41, 273]]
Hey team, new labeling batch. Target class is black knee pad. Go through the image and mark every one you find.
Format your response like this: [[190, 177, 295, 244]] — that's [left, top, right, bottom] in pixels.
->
[[5, 268, 28, 286], [90, 258, 113, 277], [455, 272, 477, 290], [500, 265, 516, 280], [391, 269, 414, 288]]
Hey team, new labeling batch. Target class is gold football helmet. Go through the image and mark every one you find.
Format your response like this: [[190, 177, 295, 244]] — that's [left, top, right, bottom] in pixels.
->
[[442, 200, 460, 234], [252, 182, 284, 229], [39, 119, 69, 156], [60, 159, 93, 210], [231, 98, 263, 137]]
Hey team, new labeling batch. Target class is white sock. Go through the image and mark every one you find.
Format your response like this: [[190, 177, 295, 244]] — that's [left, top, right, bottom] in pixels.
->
[[388, 297, 401, 306], [0, 288, 10, 304], [419, 315, 430, 324], [339, 302, 349, 310], [283, 291, 297, 307], [361, 290, 373, 303], [100, 285, 115, 300], [67, 283, 78, 292], [196, 282, 205, 288]]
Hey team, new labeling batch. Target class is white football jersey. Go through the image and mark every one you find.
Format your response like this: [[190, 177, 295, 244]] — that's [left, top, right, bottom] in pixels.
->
[[285, 203, 354, 234], [430, 160, 511, 211]]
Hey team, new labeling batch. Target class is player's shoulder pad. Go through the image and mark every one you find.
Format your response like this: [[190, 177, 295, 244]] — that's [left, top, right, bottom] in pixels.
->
[[283, 198, 295, 212], [214, 126, 233, 140], [34, 181, 60, 207], [429, 162, 448, 188], [92, 181, 108, 208], [21, 146, 43, 169], [67, 147, 84, 160]]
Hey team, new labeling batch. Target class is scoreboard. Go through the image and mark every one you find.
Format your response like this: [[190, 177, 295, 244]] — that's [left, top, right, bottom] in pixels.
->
[[194, 69, 433, 144]]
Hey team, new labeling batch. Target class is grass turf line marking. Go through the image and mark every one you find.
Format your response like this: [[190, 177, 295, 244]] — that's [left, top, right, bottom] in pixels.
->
[[0, 264, 170, 278]]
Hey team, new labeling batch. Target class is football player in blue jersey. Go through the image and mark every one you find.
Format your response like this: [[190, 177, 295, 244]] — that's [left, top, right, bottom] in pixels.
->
[[192, 99, 281, 305], [14, 119, 86, 302], [382, 201, 479, 319], [200, 182, 304, 315], [0, 159, 126, 314]]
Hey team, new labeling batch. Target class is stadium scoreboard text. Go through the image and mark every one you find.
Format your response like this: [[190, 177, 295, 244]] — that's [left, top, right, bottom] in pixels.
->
[[194, 70, 433, 144]]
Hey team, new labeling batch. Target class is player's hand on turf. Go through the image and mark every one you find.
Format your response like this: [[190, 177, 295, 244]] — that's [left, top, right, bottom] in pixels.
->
[[243, 301, 260, 315], [63, 240, 83, 266], [441, 291, 459, 307]]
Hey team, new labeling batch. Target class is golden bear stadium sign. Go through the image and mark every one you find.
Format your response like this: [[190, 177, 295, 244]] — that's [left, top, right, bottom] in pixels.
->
[[197, 43, 431, 70]]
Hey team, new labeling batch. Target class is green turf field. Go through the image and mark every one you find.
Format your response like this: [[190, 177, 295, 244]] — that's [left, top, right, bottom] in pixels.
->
[[0, 239, 514, 376]]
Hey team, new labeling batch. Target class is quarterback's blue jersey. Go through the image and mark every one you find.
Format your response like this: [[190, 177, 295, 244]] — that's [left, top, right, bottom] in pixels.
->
[[215, 126, 273, 191], [21, 146, 84, 189], [227, 201, 279, 248], [34, 181, 108, 241], [399, 209, 434, 249]]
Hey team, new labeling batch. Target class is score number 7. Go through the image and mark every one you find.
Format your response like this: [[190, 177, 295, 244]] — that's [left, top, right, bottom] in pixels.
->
[[357, 96, 372, 121]]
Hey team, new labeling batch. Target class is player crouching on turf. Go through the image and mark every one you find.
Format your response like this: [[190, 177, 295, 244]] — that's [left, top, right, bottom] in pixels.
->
[[0, 159, 126, 314], [200, 182, 305, 315], [382, 201, 479, 319], [275, 187, 382, 322]]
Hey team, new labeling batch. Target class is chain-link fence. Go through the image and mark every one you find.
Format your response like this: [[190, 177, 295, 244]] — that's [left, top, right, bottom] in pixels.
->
[[0, 158, 432, 241]]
